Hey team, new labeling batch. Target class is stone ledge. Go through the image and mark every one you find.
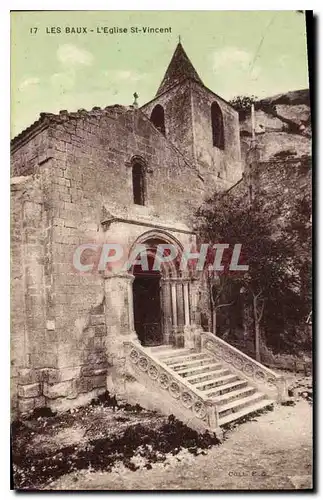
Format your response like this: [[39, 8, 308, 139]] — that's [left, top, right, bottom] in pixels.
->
[[43, 380, 77, 399], [59, 367, 81, 382], [18, 397, 35, 414], [18, 383, 41, 398], [77, 374, 106, 394], [17, 395, 46, 414], [18, 368, 43, 385], [34, 396, 46, 408], [81, 366, 108, 377], [17, 367, 83, 386], [47, 387, 105, 413], [41, 368, 60, 384]]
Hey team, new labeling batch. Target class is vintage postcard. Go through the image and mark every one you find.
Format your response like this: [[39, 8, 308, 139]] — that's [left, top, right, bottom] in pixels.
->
[[10, 10, 313, 491]]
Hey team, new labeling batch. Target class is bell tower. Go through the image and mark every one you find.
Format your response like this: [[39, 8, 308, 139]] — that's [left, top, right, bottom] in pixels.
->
[[141, 42, 242, 191]]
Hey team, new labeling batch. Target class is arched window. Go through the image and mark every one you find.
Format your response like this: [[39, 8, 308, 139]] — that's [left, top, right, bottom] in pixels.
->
[[132, 162, 146, 206], [211, 102, 225, 150], [150, 104, 166, 136]]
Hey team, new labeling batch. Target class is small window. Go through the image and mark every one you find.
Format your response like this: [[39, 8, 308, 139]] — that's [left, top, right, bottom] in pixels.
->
[[132, 163, 145, 205], [211, 102, 225, 150], [150, 104, 166, 136]]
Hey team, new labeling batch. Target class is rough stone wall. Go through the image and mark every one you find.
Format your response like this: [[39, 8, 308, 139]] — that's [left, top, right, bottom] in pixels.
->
[[227, 154, 311, 257], [11, 106, 204, 413], [47, 107, 203, 411], [11, 126, 50, 176], [141, 80, 243, 195], [141, 82, 195, 163], [11, 178, 28, 416], [191, 82, 242, 190], [11, 173, 55, 416], [230, 155, 311, 206], [257, 156, 311, 207]]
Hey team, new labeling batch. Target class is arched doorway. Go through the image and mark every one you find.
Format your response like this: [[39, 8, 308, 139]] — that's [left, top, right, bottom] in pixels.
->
[[129, 230, 201, 348], [133, 253, 163, 346], [129, 232, 181, 347]]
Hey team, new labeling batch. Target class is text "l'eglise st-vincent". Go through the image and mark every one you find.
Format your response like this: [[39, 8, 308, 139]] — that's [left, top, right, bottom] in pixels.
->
[[44, 26, 172, 34]]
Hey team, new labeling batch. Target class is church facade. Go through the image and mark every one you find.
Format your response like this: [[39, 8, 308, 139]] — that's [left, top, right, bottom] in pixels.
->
[[11, 43, 287, 430]]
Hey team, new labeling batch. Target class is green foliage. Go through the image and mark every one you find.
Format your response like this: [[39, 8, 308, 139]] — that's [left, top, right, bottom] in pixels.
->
[[196, 189, 311, 353], [197, 191, 295, 291], [229, 95, 258, 117]]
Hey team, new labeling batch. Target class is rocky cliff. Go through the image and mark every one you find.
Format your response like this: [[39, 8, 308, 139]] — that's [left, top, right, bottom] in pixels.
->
[[238, 89, 311, 164]]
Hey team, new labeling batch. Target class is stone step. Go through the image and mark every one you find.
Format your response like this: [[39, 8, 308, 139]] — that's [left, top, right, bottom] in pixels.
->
[[218, 392, 266, 418], [219, 399, 275, 426], [204, 380, 249, 398], [139, 343, 277, 433], [176, 362, 223, 377], [212, 386, 257, 405], [168, 356, 214, 371], [200, 374, 240, 393], [164, 352, 209, 366], [193, 370, 232, 390], [185, 366, 225, 383], [154, 348, 195, 359], [149, 345, 176, 352]]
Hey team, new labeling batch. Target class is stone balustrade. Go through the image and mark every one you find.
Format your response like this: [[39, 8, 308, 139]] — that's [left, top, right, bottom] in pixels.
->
[[201, 332, 287, 402], [124, 340, 219, 432]]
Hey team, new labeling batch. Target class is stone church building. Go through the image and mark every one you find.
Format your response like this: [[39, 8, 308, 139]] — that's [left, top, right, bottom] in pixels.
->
[[11, 42, 304, 431]]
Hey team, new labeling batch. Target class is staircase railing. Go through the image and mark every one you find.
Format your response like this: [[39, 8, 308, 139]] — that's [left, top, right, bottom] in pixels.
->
[[200, 332, 287, 402], [124, 339, 220, 432]]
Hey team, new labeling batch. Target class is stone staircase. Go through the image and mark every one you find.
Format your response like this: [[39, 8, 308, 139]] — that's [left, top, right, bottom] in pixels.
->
[[150, 345, 275, 427], [124, 332, 287, 436]]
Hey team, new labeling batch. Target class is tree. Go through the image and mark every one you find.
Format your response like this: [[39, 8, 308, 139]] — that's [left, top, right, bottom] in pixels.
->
[[284, 194, 312, 298], [229, 95, 258, 119], [196, 190, 301, 361], [206, 270, 234, 336]]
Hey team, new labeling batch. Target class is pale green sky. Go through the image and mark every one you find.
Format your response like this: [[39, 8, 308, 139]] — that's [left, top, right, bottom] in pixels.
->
[[11, 10, 309, 137]]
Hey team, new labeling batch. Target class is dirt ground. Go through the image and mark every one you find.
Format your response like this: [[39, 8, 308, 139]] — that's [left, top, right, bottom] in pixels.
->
[[11, 372, 313, 491]]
